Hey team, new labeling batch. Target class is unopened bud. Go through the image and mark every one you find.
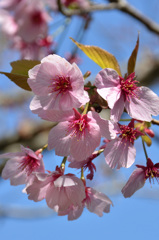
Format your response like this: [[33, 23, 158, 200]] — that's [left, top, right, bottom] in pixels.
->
[[83, 71, 91, 79]]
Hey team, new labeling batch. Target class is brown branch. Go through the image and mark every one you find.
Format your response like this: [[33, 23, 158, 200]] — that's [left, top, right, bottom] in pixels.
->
[[0, 121, 56, 152], [151, 119, 159, 126], [57, 0, 159, 35]]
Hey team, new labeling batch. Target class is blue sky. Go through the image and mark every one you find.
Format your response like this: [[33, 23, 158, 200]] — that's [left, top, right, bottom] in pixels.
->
[[0, 0, 159, 239]]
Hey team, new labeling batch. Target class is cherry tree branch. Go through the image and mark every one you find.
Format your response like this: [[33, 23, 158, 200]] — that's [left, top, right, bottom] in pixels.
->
[[57, 0, 159, 35], [151, 119, 159, 126]]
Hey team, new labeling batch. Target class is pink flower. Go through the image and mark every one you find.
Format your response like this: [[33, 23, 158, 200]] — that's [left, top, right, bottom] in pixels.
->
[[28, 54, 89, 113], [58, 187, 113, 220], [95, 69, 159, 122], [104, 120, 143, 169], [26, 167, 86, 212], [122, 158, 159, 198], [14, 0, 50, 43], [48, 109, 101, 161], [1, 145, 45, 186]]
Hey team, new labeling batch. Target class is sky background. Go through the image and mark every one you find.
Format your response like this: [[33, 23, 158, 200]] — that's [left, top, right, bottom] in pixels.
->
[[0, 0, 159, 239]]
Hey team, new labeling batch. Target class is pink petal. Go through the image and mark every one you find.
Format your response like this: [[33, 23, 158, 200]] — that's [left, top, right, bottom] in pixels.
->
[[26, 175, 52, 201], [104, 139, 136, 169], [46, 186, 70, 211], [95, 68, 121, 108], [95, 68, 120, 88], [110, 94, 125, 122], [70, 121, 101, 161], [48, 121, 71, 156], [92, 111, 119, 139], [125, 86, 159, 121], [67, 206, 84, 221], [86, 188, 113, 216], [121, 168, 145, 198], [37, 109, 73, 122]]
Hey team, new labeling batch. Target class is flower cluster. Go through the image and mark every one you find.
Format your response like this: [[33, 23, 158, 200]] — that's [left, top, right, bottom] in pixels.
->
[[0, 0, 90, 60], [1, 52, 159, 220]]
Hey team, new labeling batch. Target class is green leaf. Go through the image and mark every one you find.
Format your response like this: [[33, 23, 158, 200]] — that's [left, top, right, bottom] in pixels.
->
[[70, 38, 122, 76], [0, 59, 40, 91], [127, 34, 139, 75]]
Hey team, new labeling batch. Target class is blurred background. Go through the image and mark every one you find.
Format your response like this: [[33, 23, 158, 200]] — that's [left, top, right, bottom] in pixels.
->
[[0, 0, 159, 239]]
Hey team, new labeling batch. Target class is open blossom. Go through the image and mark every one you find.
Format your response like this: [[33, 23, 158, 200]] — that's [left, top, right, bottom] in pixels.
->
[[104, 120, 143, 169], [28, 54, 89, 113], [47, 109, 101, 161], [58, 187, 113, 220], [1, 145, 44, 186], [26, 167, 86, 212], [95, 69, 159, 122], [122, 158, 159, 198], [14, 0, 50, 43]]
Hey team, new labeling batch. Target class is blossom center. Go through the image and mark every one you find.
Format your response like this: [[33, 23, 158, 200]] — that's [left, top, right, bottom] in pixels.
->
[[119, 125, 137, 144], [67, 115, 89, 139], [31, 11, 44, 25], [120, 73, 139, 101], [50, 75, 72, 95], [145, 167, 159, 182], [19, 155, 40, 176]]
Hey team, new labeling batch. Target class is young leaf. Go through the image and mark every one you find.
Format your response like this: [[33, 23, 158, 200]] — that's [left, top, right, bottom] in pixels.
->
[[70, 38, 122, 76], [0, 59, 40, 91], [127, 34, 139, 75]]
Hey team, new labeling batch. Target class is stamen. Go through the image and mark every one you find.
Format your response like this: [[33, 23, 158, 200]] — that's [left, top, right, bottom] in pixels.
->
[[120, 73, 139, 101], [67, 114, 89, 140], [49, 75, 72, 96]]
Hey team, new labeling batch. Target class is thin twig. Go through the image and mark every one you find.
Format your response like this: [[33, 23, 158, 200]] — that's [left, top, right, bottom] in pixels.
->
[[57, 0, 159, 35]]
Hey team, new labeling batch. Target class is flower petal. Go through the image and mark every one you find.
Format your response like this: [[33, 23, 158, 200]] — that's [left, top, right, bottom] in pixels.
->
[[121, 168, 145, 198]]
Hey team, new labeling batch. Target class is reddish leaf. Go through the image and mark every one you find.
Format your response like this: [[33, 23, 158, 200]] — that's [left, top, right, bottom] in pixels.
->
[[127, 34, 139, 75]]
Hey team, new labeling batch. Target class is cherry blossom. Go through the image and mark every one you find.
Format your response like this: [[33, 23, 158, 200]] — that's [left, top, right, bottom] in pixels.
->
[[14, 0, 51, 43], [28, 54, 89, 113], [58, 187, 113, 220], [122, 158, 159, 198], [104, 120, 143, 169], [47, 109, 101, 161], [1, 145, 44, 186], [95, 69, 159, 122], [26, 167, 86, 212]]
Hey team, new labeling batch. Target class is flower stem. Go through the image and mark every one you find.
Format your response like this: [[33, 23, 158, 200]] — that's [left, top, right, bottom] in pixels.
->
[[81, 167, 85, 180], [82, 102, 89, 115], [61, 156, 67, 169], [142, 139, 148, 160], [119, 118, 132, 122], [39, 144, 48, 153]]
